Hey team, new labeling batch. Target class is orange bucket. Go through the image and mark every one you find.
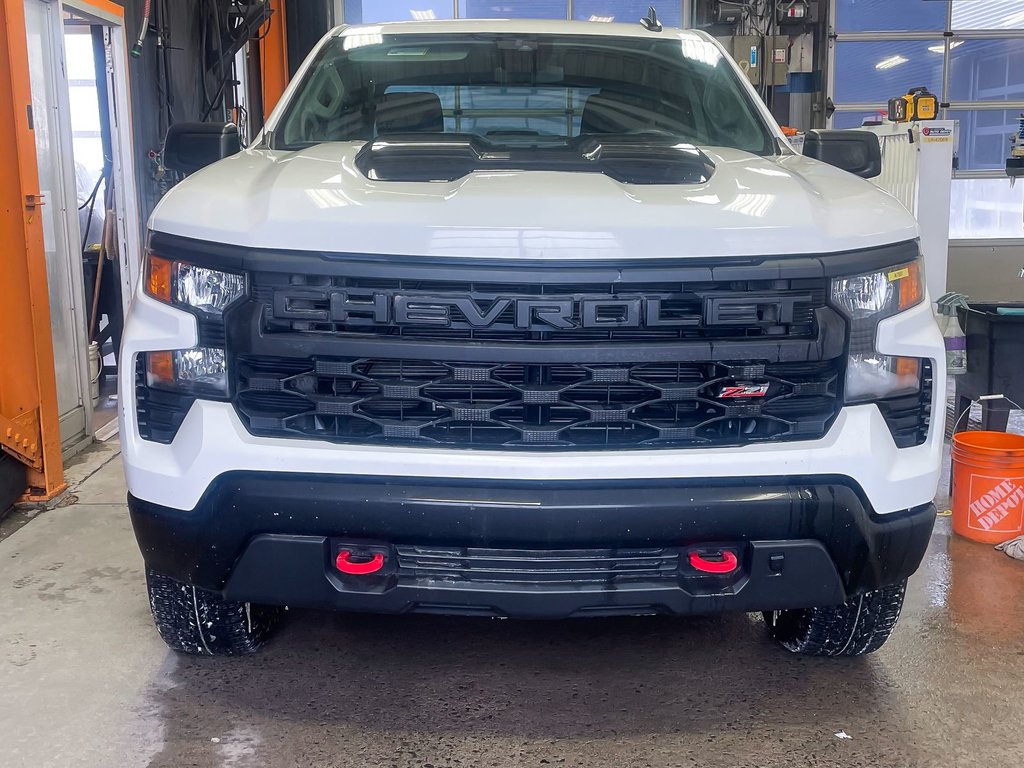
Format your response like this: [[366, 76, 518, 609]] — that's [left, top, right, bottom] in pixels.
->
[[952, 431, 1024, 544]]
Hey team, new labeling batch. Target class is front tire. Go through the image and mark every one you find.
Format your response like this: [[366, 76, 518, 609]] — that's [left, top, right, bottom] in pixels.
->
[[763, 580, 907, 657], [146, 569, 283, 656]]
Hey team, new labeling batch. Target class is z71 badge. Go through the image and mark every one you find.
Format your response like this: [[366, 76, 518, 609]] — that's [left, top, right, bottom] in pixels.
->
[[716, 383, 771, 399]]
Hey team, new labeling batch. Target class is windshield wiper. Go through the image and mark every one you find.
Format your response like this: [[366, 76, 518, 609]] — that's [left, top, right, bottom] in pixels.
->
[[354, 133, 715, 185]]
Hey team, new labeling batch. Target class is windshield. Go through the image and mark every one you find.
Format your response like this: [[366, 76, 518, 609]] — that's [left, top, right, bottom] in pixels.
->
[[272, 31, 775, 156]]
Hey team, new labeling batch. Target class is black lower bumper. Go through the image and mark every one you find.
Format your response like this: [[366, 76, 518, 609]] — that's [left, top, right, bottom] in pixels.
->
[[128, 474, 936, 619]]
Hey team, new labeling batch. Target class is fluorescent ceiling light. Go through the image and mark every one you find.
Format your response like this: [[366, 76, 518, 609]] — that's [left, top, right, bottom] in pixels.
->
[[928, 40, 963, 53], [875, 55, 908, 70], [411, 9, 436, 20], [588, 15, 614, 22]]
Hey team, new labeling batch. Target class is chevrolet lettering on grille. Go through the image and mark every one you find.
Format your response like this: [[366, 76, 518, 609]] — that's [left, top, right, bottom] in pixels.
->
[[272, 290, 812, 332]]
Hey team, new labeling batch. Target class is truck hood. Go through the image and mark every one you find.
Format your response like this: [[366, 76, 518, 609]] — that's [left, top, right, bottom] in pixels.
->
[[150, 143, 918, 260]]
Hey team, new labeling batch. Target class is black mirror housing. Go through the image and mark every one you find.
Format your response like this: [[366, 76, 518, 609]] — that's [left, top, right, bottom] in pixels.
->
[[803, 130, 882, 179], [163, 122, 241, 175]]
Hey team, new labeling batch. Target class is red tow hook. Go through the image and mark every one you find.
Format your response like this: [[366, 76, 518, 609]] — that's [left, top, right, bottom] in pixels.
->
[[336, 550, 385, 576], [688, 550, 739, 575]]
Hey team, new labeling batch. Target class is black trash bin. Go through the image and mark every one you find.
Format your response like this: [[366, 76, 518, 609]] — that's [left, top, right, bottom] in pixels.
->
[[953, 304, 1024, 434]]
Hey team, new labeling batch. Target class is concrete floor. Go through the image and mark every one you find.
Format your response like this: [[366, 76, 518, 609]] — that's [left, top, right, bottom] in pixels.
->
[[1, 442, 1023, 768]]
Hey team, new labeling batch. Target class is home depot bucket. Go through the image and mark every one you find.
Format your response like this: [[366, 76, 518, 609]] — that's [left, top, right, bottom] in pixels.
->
[[952, 431, 1024, 544]]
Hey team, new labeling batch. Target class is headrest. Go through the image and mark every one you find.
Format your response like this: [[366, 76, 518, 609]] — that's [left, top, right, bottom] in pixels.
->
[[376, 91, 444, 134], [580, 91, 655, 134], [581, 91, 692, 135]]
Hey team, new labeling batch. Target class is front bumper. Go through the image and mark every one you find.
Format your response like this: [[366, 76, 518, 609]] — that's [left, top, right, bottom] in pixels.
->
[[129, 474, 936, 619]]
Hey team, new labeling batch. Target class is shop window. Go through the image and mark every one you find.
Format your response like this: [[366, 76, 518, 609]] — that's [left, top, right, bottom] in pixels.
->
[[946, 109, 1023, 171], [345, 2, 454, 23], [833, 40, 944, 104], [835, 0, 947, 33], [948, 38, 1024, 101], [572, 1, 682, 27], [951, 0, 1024, 31], [458, 0, 568, 19]]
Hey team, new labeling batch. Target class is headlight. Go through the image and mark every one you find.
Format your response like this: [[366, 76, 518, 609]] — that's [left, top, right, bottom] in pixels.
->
[[175, 264, 246, 315], [844, 354, 920, 403], [145, 254, 245, 315], [142, 250, 239, 404], [146, 348, 228, 397], [831, 259, 926, 403], [831, 260, 924, 320]]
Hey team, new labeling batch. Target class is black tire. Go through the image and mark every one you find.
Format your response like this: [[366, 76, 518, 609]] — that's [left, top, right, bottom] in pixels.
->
[[762, 580, 907, 657], [146, 569, 283, 656]]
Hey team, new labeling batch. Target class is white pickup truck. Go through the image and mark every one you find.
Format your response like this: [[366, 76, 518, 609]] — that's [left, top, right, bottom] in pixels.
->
[[121, 19, 944, 656]]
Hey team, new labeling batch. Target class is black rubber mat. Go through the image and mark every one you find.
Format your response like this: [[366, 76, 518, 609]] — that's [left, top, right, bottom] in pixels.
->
[[0, 454, 26, 519]]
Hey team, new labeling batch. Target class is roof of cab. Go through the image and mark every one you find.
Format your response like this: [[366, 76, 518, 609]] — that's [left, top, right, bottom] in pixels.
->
[[329, 18, 709, 41]]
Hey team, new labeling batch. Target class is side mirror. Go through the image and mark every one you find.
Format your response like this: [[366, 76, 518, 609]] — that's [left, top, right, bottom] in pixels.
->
[[803, 130, 882, 179], [163, 122, 241, 175]]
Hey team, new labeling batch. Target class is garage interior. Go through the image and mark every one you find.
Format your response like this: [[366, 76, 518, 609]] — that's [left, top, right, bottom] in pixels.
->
[[1, 1, 1024, 766]]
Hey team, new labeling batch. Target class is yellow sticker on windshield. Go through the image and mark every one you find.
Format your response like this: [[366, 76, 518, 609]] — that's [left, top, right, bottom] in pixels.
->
[[888, 267, 910, 282]]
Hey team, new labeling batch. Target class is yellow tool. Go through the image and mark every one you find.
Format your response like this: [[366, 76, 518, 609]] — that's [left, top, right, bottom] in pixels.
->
[[887, 87, 939, 123]]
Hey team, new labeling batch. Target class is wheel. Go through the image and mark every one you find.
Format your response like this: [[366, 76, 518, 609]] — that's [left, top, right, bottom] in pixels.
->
[[762, 580, 907, 657], [146, 569, 283, 656]]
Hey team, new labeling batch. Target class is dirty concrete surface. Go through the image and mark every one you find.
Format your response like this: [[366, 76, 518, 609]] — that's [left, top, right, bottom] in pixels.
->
[[1, 441, 1023, 768]]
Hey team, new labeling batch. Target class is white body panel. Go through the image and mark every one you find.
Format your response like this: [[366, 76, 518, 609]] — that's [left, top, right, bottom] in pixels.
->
[[119, 293, 945, 515], [150, 146, 918, 260]]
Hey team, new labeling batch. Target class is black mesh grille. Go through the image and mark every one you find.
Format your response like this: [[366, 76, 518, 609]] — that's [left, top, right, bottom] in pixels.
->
[[253, 273, 827, 343], [877, 360, 934, 449], [396, 545, 681, 585], [234, 355, 841, 449]]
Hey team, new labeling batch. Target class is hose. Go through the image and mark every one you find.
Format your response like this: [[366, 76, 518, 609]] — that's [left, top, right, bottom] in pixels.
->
[[131, 0, 150, 57]]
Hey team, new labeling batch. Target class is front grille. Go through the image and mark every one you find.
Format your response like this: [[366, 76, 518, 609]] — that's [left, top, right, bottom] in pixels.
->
[[253, 273, 827, 344], [232, 263, 848, 450], [234, 355, 842, 449], [396, 545, 680, 585]]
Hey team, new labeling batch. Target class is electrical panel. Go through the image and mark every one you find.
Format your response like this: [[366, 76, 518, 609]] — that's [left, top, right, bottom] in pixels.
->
[[768, 37, 790, 86], [725, 35, 761, 85], [720, 36, 789, 87]]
